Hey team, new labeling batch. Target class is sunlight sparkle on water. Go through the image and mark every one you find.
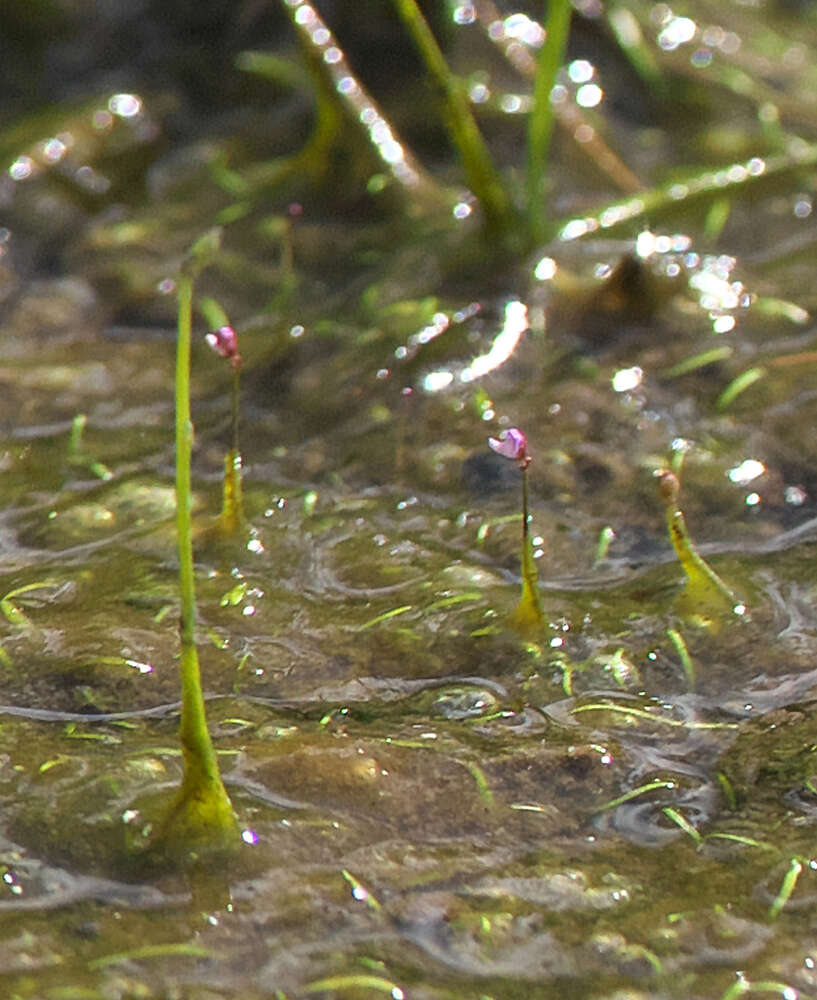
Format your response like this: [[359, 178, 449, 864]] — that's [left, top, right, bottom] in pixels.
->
[[500, 94, 530, 114], [534, 256, 557, 280], [469, 81, 490, 103], [423, 370, 454, 393], [560, 217, 596, 240], [41, 137, 69, 163], [108, 93, 142, 118], [461, 300, 527, 382], [612, 366, 643, 392], [286, 1, 422, 188], [126, 659, 153, 674], [576, 84, 604, 108], [568, 59, 595, 83], [453, 4, 476, 25], [8, 156, 34, 181], [503, 13, 545, 46], [658, 16, 696, 51], [712, 315, 735, 333]]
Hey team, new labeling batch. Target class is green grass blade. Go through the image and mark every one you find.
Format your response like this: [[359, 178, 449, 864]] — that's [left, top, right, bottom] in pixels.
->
[[768, 857, 802, 919], [391, 0, 513, 239], [527, 0, 572, 242]]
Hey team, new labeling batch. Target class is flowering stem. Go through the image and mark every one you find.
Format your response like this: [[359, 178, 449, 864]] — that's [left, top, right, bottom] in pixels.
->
[[154, 269, 237, 865], [217, 356, 245, 536], [231, 364, 241, 458], [513, 461, 545, 628], [175, 274, 198, 660]]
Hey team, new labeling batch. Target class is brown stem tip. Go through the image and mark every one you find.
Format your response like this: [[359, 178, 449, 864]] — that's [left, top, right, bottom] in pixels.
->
[[655, 469, 680, 507]]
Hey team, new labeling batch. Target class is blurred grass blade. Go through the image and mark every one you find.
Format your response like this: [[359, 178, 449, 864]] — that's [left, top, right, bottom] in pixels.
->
[[717, 367, 766, 410], [527, 0, 572, 243], [391, 0, 514, 240]]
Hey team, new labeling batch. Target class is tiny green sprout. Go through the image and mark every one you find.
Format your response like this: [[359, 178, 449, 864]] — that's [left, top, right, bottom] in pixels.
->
[[205, 325, 246, 537], [655, 469, 746, 626], [488, 428, 545, 629]]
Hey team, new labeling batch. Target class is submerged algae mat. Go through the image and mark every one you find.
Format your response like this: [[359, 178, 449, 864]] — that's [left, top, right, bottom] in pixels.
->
[[6, 2, 817, 999]]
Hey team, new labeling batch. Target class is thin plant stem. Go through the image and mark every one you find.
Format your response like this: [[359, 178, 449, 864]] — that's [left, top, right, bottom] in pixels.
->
[[527, 0, 572, 243], [231, 365, 241, 458], [512, 463, 545, 628], [175, 275, 222, 788], [152, 268, 237, 865], [218, 364, 245, 536]]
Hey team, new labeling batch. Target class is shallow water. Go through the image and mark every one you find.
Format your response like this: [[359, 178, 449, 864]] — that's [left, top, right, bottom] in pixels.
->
[[3, 2, 817, 998]]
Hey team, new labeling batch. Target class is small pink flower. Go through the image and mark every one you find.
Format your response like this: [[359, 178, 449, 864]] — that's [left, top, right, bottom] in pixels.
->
[[205, 326, 242, 367], [488, 427, 528, 464]]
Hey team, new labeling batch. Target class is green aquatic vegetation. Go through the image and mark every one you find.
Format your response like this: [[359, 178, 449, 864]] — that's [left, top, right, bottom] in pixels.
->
[[67, 413, 113, 481], [303, 974, 405, 997], [145, 231, 238, 868], [662, 806, 702, 846], [767, 856, 803, 920], [526, 0, 573, 242], [598, 778, 677, 811], [391, 0, 516, 240], [268, 0, 441, 206], [0, 580, 55, 627], [572, 699, 738, 731], [666, 626, 695, 690], [656, 468, 744, 625], [487, 427, 545, 630], [719, 979, 803, 1000], [341, 869, 382, 911], [391, 0, 572, 244], [88, 942, 215, 971]]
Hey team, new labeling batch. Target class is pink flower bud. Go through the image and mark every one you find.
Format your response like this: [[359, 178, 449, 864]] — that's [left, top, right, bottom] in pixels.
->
[[488, 427, 528, 463], [205, 326, 242, 368]]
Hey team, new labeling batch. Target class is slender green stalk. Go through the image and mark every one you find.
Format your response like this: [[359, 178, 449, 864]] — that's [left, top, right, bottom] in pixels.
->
[[176, 274, 219, 781], [527, 0, 572, 243], [150, 267, 237, 866], [391, 0, 514, 239]]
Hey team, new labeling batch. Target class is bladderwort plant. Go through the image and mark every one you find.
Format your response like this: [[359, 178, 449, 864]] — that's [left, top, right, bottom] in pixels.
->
[[147, 229, 239, 868], [655, 467, 747, 629], [488, 427, 545, 629]]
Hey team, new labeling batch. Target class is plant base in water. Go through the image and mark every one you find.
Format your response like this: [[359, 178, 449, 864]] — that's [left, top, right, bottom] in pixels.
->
[[510, 533, 545, 630], [656, 469, 745, 629], [145, 768, 239, 872]]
